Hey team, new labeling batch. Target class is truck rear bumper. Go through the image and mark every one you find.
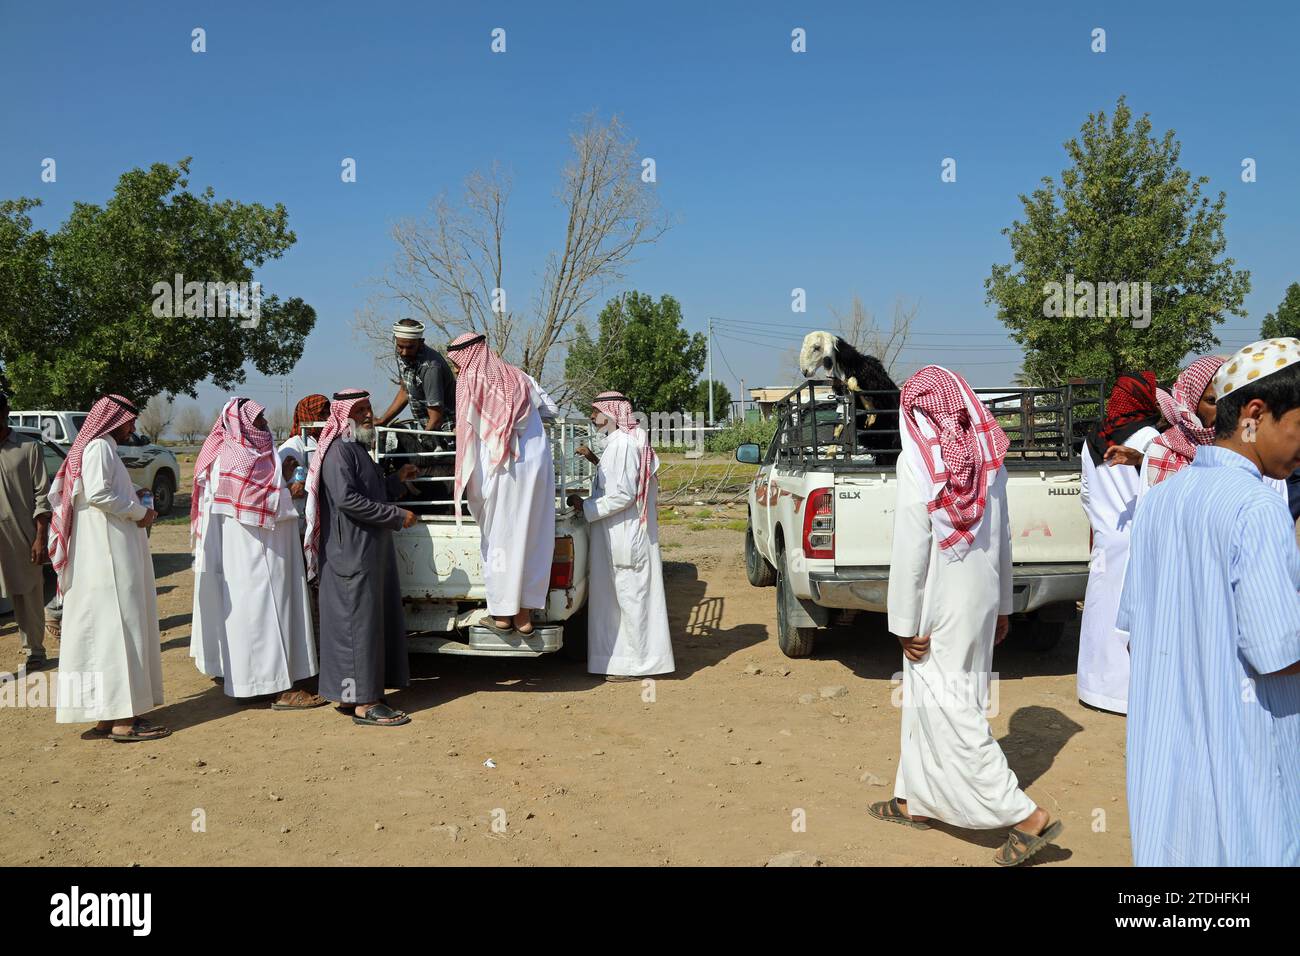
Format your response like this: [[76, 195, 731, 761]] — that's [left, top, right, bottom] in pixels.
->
[[408, 624, 564, 657], [809, 564, 1088, 614]]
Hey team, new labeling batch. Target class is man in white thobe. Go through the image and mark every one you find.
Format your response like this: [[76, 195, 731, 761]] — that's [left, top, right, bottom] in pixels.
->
[[446, 332, 557, 634], [1077, 372, 1162, 715], [871, 366, 1062, 866], [189, 398, 324, 709], [48, 394, 168, 742], [567, 392, 674, 680]]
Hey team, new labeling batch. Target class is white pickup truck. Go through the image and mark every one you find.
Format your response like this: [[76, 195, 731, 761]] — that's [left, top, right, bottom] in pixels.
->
[[738, 380, 1103, 657], [372, 418, 594, 659]]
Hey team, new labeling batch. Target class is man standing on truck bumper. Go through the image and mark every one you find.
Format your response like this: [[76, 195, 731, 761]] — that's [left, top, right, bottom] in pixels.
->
[[566, 392, 674, 680], [446, 332, 558, 636], [304, 390, 418, 727], [870, 366, 1062, 866]]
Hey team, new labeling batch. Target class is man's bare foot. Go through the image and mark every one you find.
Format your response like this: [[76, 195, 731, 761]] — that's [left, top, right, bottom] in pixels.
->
[[1014, 806, 1050, 837], [896, 798, 930, 824], [513, 610, 534, 634], [353, 702, 405, 725]]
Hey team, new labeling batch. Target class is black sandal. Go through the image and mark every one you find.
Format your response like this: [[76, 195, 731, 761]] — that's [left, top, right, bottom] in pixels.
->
[[109, 718, 172, 743], [868, 797, 932, 830], [994, 820, 1063, 866], [352, 703, 411, 727]]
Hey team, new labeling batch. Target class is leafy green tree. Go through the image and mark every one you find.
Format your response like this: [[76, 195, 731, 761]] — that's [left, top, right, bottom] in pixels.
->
[[563, 292, 706, 413], [1260, 283, 1300, 339], [985, 97, 1250, 385], [0, 159, 315, 407], [693, 379, 732, 419]]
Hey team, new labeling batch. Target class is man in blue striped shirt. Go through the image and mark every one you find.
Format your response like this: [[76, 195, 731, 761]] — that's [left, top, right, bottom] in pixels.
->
[[1119, 339, 1300, 866]]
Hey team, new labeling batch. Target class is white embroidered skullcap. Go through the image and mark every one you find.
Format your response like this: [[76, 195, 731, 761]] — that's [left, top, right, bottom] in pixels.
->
[[392, 319, 426, 340]]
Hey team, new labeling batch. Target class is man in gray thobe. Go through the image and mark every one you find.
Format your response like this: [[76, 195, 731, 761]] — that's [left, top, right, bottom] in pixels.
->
[[0, 389, 52, 670], [312, 390, 418, 726]]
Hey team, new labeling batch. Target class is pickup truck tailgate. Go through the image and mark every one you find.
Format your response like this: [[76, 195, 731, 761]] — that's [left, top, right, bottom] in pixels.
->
[[829, 469, 1088, 567]]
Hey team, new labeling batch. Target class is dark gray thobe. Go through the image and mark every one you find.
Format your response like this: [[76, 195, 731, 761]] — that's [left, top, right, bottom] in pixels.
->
[[317, 439, 410, 704]]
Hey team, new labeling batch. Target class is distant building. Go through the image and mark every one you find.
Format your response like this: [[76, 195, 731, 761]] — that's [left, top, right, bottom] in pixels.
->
[[748, 384, 835, 420]]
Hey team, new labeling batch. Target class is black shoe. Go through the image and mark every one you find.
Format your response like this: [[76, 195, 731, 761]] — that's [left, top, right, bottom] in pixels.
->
[[24, 657, 49, 672]]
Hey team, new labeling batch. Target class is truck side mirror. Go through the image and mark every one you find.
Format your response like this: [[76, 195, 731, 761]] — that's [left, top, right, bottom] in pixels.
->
[[735, 443, 761, 464]]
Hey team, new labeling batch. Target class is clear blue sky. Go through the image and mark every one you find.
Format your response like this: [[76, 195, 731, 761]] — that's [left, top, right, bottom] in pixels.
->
[[2, 0, 1296, 419]]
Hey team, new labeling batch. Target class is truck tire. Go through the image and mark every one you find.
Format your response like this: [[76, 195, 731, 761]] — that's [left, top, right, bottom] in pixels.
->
[[775, 549, 816, 658], [1022, 618, 1065, 652], [152, 471, 176, 516], [561, 605, 589, 663], [745, 524, 777, 588]]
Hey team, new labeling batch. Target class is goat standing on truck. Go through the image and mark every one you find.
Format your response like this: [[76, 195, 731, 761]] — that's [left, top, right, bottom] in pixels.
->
[[566, 392, 674, 681], [870, 365, 1062, 866], [305, 390, 419, 727], [447, 332, 558, 636]]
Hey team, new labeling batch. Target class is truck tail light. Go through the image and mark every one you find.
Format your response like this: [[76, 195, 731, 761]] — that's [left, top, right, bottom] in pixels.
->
[[802, 487, 834, 559], [550, 536, 575, 589]]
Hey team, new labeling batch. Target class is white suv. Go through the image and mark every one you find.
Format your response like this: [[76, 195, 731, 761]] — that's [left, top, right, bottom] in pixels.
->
[[6, 410, 181, 515]]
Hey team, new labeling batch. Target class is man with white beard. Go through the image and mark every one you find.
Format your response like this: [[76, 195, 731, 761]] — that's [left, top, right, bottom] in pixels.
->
[[566, 392, 674, 680], [189, 398, 324, 709], [304, 390, 419, 726]]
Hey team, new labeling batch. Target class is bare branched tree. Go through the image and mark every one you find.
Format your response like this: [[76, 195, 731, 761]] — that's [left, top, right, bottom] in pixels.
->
[[267, 406, 290, 442], [829, 295, 918, 377], [356, 113, 669, 394], [137, 394, 175, 441], [174, 404, 206, 443]]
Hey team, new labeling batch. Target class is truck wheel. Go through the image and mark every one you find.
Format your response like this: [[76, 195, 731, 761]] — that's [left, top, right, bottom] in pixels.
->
[[775, 549, 816, 658], [1019, 616, 1065, 652], [561, 605, 589, 663], [151, 472, 176, 516], [745, 524, 777, 588]]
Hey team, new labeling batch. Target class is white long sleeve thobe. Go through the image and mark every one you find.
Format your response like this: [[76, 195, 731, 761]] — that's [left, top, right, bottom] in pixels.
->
[[583, 430, 674, 676], [190, 457, 318, 697], [886, 447, 1035, 829], [465, 376, 558, 617], [55, 438, 164, 723], [1077, 427, 1159, 715]]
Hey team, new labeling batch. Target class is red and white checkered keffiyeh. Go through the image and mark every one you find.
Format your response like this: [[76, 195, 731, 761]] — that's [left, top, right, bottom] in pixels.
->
[[302, 389, 371, 581], [899, 366, 1010, 558], [47, 394, 139, 592], [592, 391, 658, 525], [448, 332, 536, 507], [190, 398, 281, 548], [1146, 355, 1225, 487]]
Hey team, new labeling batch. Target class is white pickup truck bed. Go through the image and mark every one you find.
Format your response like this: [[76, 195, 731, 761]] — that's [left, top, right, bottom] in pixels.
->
[[375, 419, 593, 658]]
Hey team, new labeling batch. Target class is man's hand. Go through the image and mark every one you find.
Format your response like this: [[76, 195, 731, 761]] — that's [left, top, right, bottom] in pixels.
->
[[400, 509, 418, 529], [289, 481, 306, 499], [397, 464, 419, 483], [566, 493, 585, 511], [282, 456, 299, 481], [1103, 445, 1143, 468], [994, 615, 1010, 645], [136, 508, 158, 530], [576, 445, 599, 464], [30, 535, 48, 565], [897, 633, 930, 662]]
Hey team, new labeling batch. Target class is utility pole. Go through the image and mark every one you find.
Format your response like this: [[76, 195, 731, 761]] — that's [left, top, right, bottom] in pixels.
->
[[707, 316, 715, 425]]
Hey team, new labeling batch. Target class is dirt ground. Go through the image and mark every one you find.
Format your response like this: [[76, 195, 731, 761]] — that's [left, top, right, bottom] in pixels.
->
[[0, 487, 1131, 867]]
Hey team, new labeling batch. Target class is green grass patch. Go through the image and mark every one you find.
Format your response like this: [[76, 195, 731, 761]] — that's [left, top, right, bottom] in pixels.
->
[[688, 522, 711, 531], [722, 520, 748, 532]]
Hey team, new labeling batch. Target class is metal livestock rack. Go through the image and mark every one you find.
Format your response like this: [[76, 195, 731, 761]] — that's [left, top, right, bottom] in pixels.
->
[[771, 378, 1106, 472]]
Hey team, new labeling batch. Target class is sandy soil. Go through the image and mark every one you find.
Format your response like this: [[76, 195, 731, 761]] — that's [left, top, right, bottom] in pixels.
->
[[0, 492, 1131, 867]]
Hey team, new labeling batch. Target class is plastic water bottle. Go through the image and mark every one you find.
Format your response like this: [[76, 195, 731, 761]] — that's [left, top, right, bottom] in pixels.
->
[[140, 491, 154, 511], [293, 465, 308, 483]]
